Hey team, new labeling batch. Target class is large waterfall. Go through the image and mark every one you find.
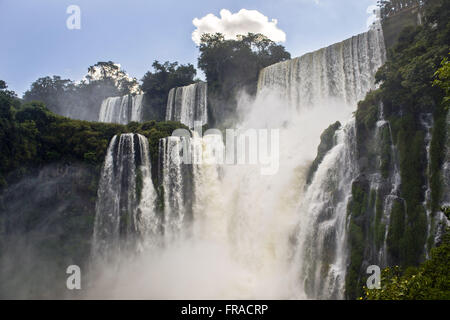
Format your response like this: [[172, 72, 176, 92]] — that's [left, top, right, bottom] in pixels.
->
[[98, 94, 144, 124], [294, 120, 358, 299], [158, 136, 193, 243], [89, 23, 388, 299], [165, 82, 208, 128], [258, 23, 386, 110], [92, 133, 157, 262]]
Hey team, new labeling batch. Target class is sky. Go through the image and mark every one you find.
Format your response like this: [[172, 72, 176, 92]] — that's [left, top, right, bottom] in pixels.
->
[[0, 0, 378, 96]]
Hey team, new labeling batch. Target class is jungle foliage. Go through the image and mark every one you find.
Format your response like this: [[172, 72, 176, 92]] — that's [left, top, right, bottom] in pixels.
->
[[23, 61, 139, 121], [140, 61, 197, 121], [347, 0, 449, 299], [364, 216, 450, 300], [197, 33, 291, 126], [0, 83, 185, 191]]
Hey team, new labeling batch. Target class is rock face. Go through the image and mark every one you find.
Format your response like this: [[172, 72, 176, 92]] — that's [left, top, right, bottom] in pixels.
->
[[306, 121, 342, 185], [0, 163, 99, 299]]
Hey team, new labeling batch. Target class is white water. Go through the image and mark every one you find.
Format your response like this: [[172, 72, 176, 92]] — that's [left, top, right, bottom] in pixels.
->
[[89, 23, 387, 299], [92, 133, 157, 262], [131, 94, 144, 122], [294, 120, 358, 299], [159, 136, 191, 243], [98, 94, 144, 124], [420, 113, 433, 257], [166, 82, 208, 128], [258, 22, 385, 110]]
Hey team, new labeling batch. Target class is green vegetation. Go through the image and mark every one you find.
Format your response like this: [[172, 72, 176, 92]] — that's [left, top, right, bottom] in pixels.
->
[[364, 219, 450, 300], [0, 81, 185, 298], [140, 61, 197, 121], [378, 0, 424, 19], [355, 91, 380, 157], [348, 0, 449, 298], [433, 56, 450, 110], [198, 33, 291, 126], [379, 124, 393, 178], [23, 61, 138, 121], [375, 191, 387, 249], [0, 82, 185, 191], [346, 180, 370, 299]]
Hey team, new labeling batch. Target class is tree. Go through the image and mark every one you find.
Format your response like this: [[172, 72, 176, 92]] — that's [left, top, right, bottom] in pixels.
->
[[363, 223, 450, 300], [23, 62, 139, 121], [378, 0, 426, 19], [23, 76, 74, 114], [86, 61, 139, 95], [197, 32, 290, 125], [140, 61, 197, 120], [0, 80, 17, 99], [433, 55, 450, 110]]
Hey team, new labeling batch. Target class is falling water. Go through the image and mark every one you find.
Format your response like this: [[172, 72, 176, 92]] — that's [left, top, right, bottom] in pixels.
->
[[92, 133, 157, 261], [377, 103, 402, 266], [258, 22, 386, 110], [131, 94, 144, 122], [251, 21, 386, 299], [420, 113, 433, 257], [158, 136, 193, 243], [166, 82, 208, 128], [294, 120, 357, 299], [98, 94, 144, 124], [89, 23, 387, 299]]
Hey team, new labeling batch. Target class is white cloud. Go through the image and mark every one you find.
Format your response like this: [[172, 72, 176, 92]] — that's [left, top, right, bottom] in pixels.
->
[[192, 9, 286, 45]]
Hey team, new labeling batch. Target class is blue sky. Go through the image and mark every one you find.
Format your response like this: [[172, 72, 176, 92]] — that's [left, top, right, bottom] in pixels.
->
[[0, 0, 378, 96]]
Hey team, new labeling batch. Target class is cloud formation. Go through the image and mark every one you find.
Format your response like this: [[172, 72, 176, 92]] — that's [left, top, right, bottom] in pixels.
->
[[192, 9, 286, 45]]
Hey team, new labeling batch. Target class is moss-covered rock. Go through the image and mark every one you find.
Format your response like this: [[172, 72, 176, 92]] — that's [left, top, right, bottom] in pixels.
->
[[306, 121, 341, 185]]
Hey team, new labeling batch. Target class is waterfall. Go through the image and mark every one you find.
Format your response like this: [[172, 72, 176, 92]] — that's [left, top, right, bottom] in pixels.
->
[[158, 136, 193, 243], [165, 82, 208, 128], [98, 94, 144, 124], [131, 94, 144, 122], [294, 120, 357, 299], [241, 22, 386, 299], [88, 23, 388, 299], [190, 132, 226, 242], [375, 103, 403, 266], [92, 133, 157, 261], [257, 22, 386, 111]]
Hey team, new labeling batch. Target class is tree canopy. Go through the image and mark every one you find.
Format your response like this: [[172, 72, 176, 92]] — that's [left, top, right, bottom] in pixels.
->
[[197, 32, 291, 125], [23, 62, 138, 121], [378, 0, 426, 19], [140, 60, 197, 121]]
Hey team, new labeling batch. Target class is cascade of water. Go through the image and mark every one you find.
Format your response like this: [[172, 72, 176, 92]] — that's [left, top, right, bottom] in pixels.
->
[[162, 24, 386, 298], [293, 120, 358, 299], [92, 133, 157, 261], [257, 21, 386, 111], [158, 136, 193, 243], [372, 102, 403, 266], [166, 82, 208, 128], [98, 94, 144, 124], [443, 111, 450, 207], [90, 23, 387, 299], [135, 134, 159, 250], [419, 113, 433, 257], [190, 132, 226, 242], [131, 94, 144, 122]]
